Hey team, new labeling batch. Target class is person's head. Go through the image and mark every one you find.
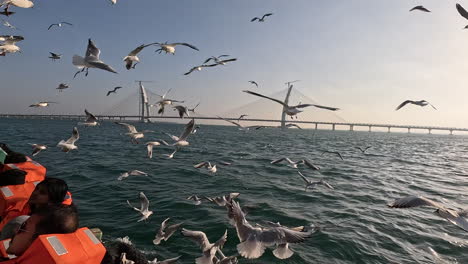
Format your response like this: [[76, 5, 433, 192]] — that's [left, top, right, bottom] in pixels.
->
[[29, 178, 69, 209], [4, 152, 27, 164]]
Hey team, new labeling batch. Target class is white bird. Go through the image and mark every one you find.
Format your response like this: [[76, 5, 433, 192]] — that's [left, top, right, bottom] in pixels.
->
[[173, 105, 189, 118], [203, 55, 230, 64], [29, 101, 57, 108], [203, 192, 240, 207], [226, 200, 312, 259], [154, 42, 199, 55], [123, 43, 157, 70], [152, 89, 184, 115], [297, 171, 334, 191], [243, 89, 339, 119], [48, 52, 61, 61], [184, 64, 217, 75], [48, 22, 73, 30], [115, 122, 154, 144], [73, 38, 118, 78], [217, 116, 264, 132], [30, 144, 46, 156], [120, 253, 134, 264], [270, 157, 301, 168], [251, 13, 273, 22], [194, 161, 217, 173], [388, 195, 468, 232], [395, 100, 437, 110], [186, 195, 203, 205], [208, 58, 237, 66], [148, 256, 181, 264], [164, 149, 177, 159], [181, 228, 227, 264], [0, 35, 23, 56], [153, 218, 183, 245], [78, 109, 99, 126], [164, 119, 195, 148], [145, 140, 169, 159], [117, 170, 148, 181], [0, 0, 34, 13], [127, 192, 153, 222], [356, 146, 371, 153], [57, 127, 79, 152], [56, 83, 69, 92], [321, 150, 344, 160]]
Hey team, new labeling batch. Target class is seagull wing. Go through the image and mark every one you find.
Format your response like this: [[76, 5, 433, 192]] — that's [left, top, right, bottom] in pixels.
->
[[297, 171, 312, 185], [271, 157, 286, 164], [127, 200, 140, 212], [84, 109, 97, 122], [217, 116, 242, 128], [387, 196, 446, 209], [429, 103, 437, 110], [164, 222, 184, 240], [181, 228, 212, 251], [86, 39, 101, 59], [86, 59, 118, 74], [106, 90, 114, 96], [203, 57, 214, 64], [128, 43, 155, 56], [395, 100, 413, 111], [251, 17, 259, 22], [172, 43, 199, 51], [218, 58, 237, 64], [263, 13, 273, 18], [184, 67, 197, 75], [65, 127, 79, 144], [457, 3, 468, 20], [178, 119, 195, 140], [139, 192, 150, 212], [194, 161, 209, 168], [249, 81, 258, 87], [301, 159, 320, 170], [47, 24, 57, 30], [320, 179, 334, 189], [115, 122, 138, 133], [61, 22, 73, 26], [242, 90, 287, 107]]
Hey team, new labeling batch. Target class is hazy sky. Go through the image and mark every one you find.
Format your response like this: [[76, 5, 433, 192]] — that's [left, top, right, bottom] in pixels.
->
[[1, 0, 468, 127]]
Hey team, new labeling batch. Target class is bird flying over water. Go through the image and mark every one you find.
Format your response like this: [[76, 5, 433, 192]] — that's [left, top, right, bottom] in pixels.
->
[[49, 52, 61, 61], [153, 218, 183, 245], [298, 171, 334, 191], [127, 192, 153, 222], [217, 116, 264, 131], [181, 228, 228, 264], [30, 144, 47, 156], [78, 109, 99, 126], [456, 3, 468, 29], [48, 22, 73, 30], [145, 140, 169, 159], [248, 81, 258, 88], [321, 150, 343, 160], [57, 127, 79, 152], [29, 101, 57, 108], [73, 38, 118, 78], [409, 5, 430, 12], [173, 105, 189, 118], [204, 192, 240, 207], [183, 64, 217, 75], [56, 83, 69, 92], [106, 86, 122, 96], [164, 119, 195, 148], [118, 170, 148, 181], [123, 43, 157, 70], [115, 122, 154, 144], [356, 146, 371, 153], [0, 35, 23, 56], [395, 100, 436, 110], [154, 42, 199, 55], [251, 13, 273, 22]]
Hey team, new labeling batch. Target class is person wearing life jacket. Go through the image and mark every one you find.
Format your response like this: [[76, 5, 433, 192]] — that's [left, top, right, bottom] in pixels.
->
[[0, 178, 73, 239]]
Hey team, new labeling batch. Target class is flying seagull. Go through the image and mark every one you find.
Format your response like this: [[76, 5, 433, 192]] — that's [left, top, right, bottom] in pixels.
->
[[243, 89, 339, 119], [298, 171, 334, 191], [321, 150, 344, 160], [238, 114, 248, 122], [49, 52, 61, 61], [56, 83, 69, 92], [106, 86, 122, 96], [73, 38, 118, 78], [181, 228, 228, 264], [153, 218, 183, 245], [183, 64, 217, 75], [78, 109, 99, 126], [194, 161, 218, 173], [217, 116, 264, 131], [395, 100, 437, 110], [118, 170, 148, 181], [145, 140, 169, 159], [210, 58, 237, 66], [203, 54, 230, 64], [248, 81, 258, 88], [356, 146, 371, 153], [127, 192, 153, 222], [388, 195, 468, 232], [115, 122, 154, 144], [123, 43, 157, 70], [48, 22, 73, 30], [154, 42, 199, 55], [0, 0, 34, 13], [57, 127, 79, 152], [151, 89, 184, 114], [1, 19, 16, 29], [251, 13, 273, 22], [186, 195, 203, 205], [173, 105, 189, 118], [29, 101, 57, 108], [164, 119, 195, 148], [187, 103, 200, 113], [456, 3, 468, 28], [30, 144, 47, 156], [409, 6, 430, 12], [0, 35, 23, 56], [271, 157, 320, 170], [164, 149, 177, 159]]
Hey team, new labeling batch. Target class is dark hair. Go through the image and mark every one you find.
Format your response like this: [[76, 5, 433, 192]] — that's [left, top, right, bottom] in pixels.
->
[[4, 152, 27, 164], [37, 178, 69, 205], [35, 205, 79, 236]]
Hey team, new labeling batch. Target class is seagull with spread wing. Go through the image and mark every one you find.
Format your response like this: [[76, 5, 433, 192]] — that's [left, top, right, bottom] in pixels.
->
[[115, 122, 154, 144], [127, 192, 153, 222], [154, 42, 199, 55], [30, 144, 47, 156], [153, 218, 183, 245], [0, 0, 33, 13], [73, 39, 118, 78], [356, 146, 371, 153], [243, 89, 339, 119], [321, 150, 343, 160], [29, 101, 57, 108], [1, 19, 16, 29], [164, 119, 195, 148], [106, 86, 122, 96], [57, 127, 79, 152], [173, 105, 189, 118], [409, 6, 430, 12], [395, 100, 437, 110], [117, 170, 148, 181], [48, 52, 61, 61], [145, 140, 169, 159], [184, 64, 217, 75], [181, 228, 228, 264], [203, 55, 230, 64], [56, 83, 69, 92], [298, 171, 333, 191], [123, 43, 157, 70], [48, 22, 73, 30], [217, 116, 264, 132], [78, 109, 99, 126], [251, 13, 273, 22], [456, 3, 468, 28]]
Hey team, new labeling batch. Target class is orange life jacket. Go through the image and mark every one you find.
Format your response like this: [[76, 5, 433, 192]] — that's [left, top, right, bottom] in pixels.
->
[[0, 227, 106, 264], [1, 157, 46, 183], [0, 181, 40, 231]]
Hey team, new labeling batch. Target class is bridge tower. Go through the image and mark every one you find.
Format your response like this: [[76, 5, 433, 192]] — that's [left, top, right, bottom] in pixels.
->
[[136, 80, 153, 123], [281, 80, 300, 129]]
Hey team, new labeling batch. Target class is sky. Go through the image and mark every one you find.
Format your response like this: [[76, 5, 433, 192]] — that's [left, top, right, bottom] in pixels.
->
[[1, 0, 468, 128]]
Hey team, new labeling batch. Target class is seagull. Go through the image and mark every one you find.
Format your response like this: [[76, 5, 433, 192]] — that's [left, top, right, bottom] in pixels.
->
[[109, 0, 117, 4], [203, 55, 230, 64], [181, 228, 228, 264], [120, 253, 134, 264], [173, 105, 189, 118], [153, 218, 183, 245], [248, 81, 258, 88], [203, 192, 240, 207], [321, 151, 344, 160], [356, 146, 372, 153], [57, 127, 79, 152], [154, 42, 199, 55], [194, 161, 218, 173], [210, 58, 237, 66], [395, 100, 437, 110], [187, 103, 200, 113], [164, 149, 177, 159], [298, 171, 334, 191], [409, 5, 430, 12], [117, 170, 148, 181], [115, 122, 154, 144], [106, 86, 122, 96], [251, 13, 273, 22], [388, 195, 468, 232], [127, 192, 153, 222], [0, 0, 34, 13], [0, 35, 23, 56], [56, 83, 69, 92], [284, 123, 302, 129], [186, 195, 203, 205], [146, 140, 169, 159], [148, 256, 181, 264], [123, 43, 157, 70], [164, 119, 195, 148], [226, 200, 312, 259], [73, 38, 118, 78], [48, 22, 73, 30], [29, 101, 57, 108], [243, 89, 339, 119], [152, 89, 184, 115], [238, 114, 248, 122], [271, 158, 320, 170], [456, 3, 468, 28], [184, 64, 217, 75], [217, 116, 265, 132], [1, 19, 16, 29], [30, 144, 47, 156], [49, 52, 61, 61], [78, 109, 99, 126]]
